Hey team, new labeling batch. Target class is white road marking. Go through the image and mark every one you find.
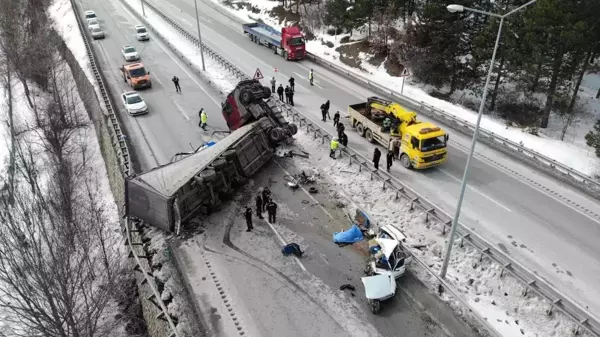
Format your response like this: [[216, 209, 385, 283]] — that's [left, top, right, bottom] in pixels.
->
[[293, 71, 323, 89], [152, 73, 163, 85], [117, 0, 221, 107], [172, 99, 190, 120], [263, 219, 307, 273], [437, 168, 512, 213]]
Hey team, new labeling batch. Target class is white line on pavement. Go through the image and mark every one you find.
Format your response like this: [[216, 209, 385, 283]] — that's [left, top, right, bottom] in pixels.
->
[[117, 0, 221, 107], [437, 168, 513, 213], [172, 99, 190, 120], [263, 219, 307, 273]]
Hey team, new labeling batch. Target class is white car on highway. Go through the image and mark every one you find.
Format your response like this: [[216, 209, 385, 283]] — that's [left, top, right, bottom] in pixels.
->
[[91, 27, 105, 40], [87, 18, 100, 31], [122, 91, 148, 116], [135, 25, 149, 41], [84, 10, 97, 22], [121, 46, 140, 61]]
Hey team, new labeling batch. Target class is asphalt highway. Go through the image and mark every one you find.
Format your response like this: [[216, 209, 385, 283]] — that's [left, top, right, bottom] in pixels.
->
[[77, 0, 228, 171], [75, 0, 486, 334], [143, 0, 600, 315]]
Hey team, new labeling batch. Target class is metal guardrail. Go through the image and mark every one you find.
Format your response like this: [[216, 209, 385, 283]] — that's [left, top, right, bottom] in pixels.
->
[[68, 1, 179, 336], [197, 0, 600, 199], [130, 1, 600, 336]]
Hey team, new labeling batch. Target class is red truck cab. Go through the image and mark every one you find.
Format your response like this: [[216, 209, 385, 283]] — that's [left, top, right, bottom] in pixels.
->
[[281, 26, 306, 60]]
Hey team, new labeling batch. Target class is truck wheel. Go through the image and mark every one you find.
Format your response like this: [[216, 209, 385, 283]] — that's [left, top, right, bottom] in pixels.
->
[[240, 89, 253, 105], [269, 127, 283, 143], [221, 149, 237, 161], [211, 158, 227, 170], [262, 86, 272, 98], [123, 76, 126, 83], [356, 123, 366, 137], [287, 123, 298, 135], [283, 51, 288, 60], [400, 154, 412, 169], [365, 129, 374, 143], [199, 169, 217, 182]]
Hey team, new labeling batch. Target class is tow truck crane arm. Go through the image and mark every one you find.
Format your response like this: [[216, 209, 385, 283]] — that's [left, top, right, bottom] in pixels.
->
[[366, 96, 416, 123]]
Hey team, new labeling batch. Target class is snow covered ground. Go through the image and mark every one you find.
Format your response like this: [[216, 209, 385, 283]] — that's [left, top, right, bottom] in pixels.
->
[[0, 59, 126, 335], [286, 132, 580, 337], [122, 4, 589, 335], [208, 0, 600, 178]]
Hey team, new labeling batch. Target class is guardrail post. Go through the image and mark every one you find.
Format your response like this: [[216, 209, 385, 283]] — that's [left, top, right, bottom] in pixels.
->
[[442, 220, 451, 235], [395, 188, 404, 200], [480, 247, 490, 262], [348, 154, 353, 166], [546, 299, 560, 316], [425, 208, 435, 223], [460, 233, 469, 248], [523, 280, 535, 297], [370, 170, 375, 181], [574, 319, 588, 335], [500, 263, 511, 277], [383, 178, 391, 190], [410, 198, 418, 211]]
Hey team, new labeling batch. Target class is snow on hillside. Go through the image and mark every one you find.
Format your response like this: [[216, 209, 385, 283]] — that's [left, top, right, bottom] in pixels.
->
[[208, 0, 600, 178]]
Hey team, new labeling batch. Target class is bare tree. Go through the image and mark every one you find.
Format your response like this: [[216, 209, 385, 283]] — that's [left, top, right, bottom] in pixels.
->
[[0, 48, 126, 337]]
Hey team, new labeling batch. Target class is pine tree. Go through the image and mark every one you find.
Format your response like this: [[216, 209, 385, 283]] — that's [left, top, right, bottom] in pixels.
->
[[585, 121, 600, 157]]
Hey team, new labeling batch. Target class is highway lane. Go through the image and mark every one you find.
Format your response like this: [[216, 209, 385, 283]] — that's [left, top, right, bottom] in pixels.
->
[[144, 0, 600, 314], [76, 0, 227, 171]]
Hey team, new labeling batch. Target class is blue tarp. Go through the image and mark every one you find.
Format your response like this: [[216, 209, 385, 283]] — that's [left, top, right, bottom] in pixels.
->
[[333, 225, 364, 244]]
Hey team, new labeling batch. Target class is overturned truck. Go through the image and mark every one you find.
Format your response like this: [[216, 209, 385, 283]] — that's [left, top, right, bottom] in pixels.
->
[[125, 80, 298, 233]]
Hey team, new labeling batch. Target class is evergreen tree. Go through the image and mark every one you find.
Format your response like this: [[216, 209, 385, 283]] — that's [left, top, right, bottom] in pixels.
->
[[585, 121, 600, 158]]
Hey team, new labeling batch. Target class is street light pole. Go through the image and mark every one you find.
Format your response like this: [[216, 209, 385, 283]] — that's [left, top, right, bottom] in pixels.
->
[[193, 0, 207, 71], [439, 0, 537, 279], [141, 0, 146, 16]]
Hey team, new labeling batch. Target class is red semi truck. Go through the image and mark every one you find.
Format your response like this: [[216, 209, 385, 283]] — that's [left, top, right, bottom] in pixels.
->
[[242, 22, 306, 60]]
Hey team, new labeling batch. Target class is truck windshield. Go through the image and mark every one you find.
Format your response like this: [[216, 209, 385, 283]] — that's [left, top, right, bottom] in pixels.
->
[[129, 67, 147, 77], [289, 37, 304, 46], [420, 136, 446, 152]]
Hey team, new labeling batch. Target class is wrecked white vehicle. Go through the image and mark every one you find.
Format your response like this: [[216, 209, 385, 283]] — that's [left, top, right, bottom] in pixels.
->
[[365, 225, 413, 279]]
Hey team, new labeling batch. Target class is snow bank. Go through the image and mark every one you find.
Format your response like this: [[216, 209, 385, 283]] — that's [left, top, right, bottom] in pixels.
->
[[286, 131, 580, 337], [49, 0, 106, 111], [123, 0, 239, 94], [209, 0, 600, 177]]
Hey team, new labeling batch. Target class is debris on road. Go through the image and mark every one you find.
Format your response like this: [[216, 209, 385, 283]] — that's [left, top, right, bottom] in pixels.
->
[[333, 224, 364, 245], [308, 187, 318, 194], [282, 242, 303, 257], [339, 284, 356, 291]]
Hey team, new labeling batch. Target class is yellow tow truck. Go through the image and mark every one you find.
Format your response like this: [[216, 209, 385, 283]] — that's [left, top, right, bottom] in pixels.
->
[[348, 97, 448, 169]]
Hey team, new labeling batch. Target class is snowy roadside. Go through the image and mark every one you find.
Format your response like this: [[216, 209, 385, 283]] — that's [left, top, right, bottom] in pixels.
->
[[0, 58, 126, 335], [285, 131, 580, 337], [205, 0, 600, 178], [98, 2, 583, 336], [49, 0, 107, 115]]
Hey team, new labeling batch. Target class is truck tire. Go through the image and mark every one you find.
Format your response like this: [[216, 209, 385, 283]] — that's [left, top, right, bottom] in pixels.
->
[[240, 89, 253, 105], [283, 51, 288, 60], [221, 149, 237, 161], [262, 86, 272, 98], [269, 127, 283, 143], [199, 169, 217, 182], [356, 123, 366, 137], [365, 129, 374, 143], [400, 154, 412, 169], [287, 123, 298, 135], [211, 158, 228, 170]]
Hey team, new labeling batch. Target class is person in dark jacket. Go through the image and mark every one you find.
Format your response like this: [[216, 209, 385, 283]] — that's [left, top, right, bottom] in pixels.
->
[[172, 76, 181, 93], [386, 150, 394, 172], [373, 148, 381, 170], [266, 200, 278, 223], [324, 100, 330, 113], [277, 84, 284, 101], [289, 90, 295, 106], [333, 111, 340, 127], [284, 86, 291, 104], [244, 207, 253, 232], [320, 103, 327, 122], [270, 77, 276, 93], [255, 194, 264, 219], [289, 76, 295, 92], [341, 132, 348, 147], [262, 187, 271, 212], [337, 122, 345, 140]]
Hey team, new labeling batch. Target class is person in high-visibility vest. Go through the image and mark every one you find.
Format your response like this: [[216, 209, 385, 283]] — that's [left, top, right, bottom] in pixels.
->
[[309, 69, 314, 86], [199, 108, 207, 130], [330, 138, 339, 159]]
